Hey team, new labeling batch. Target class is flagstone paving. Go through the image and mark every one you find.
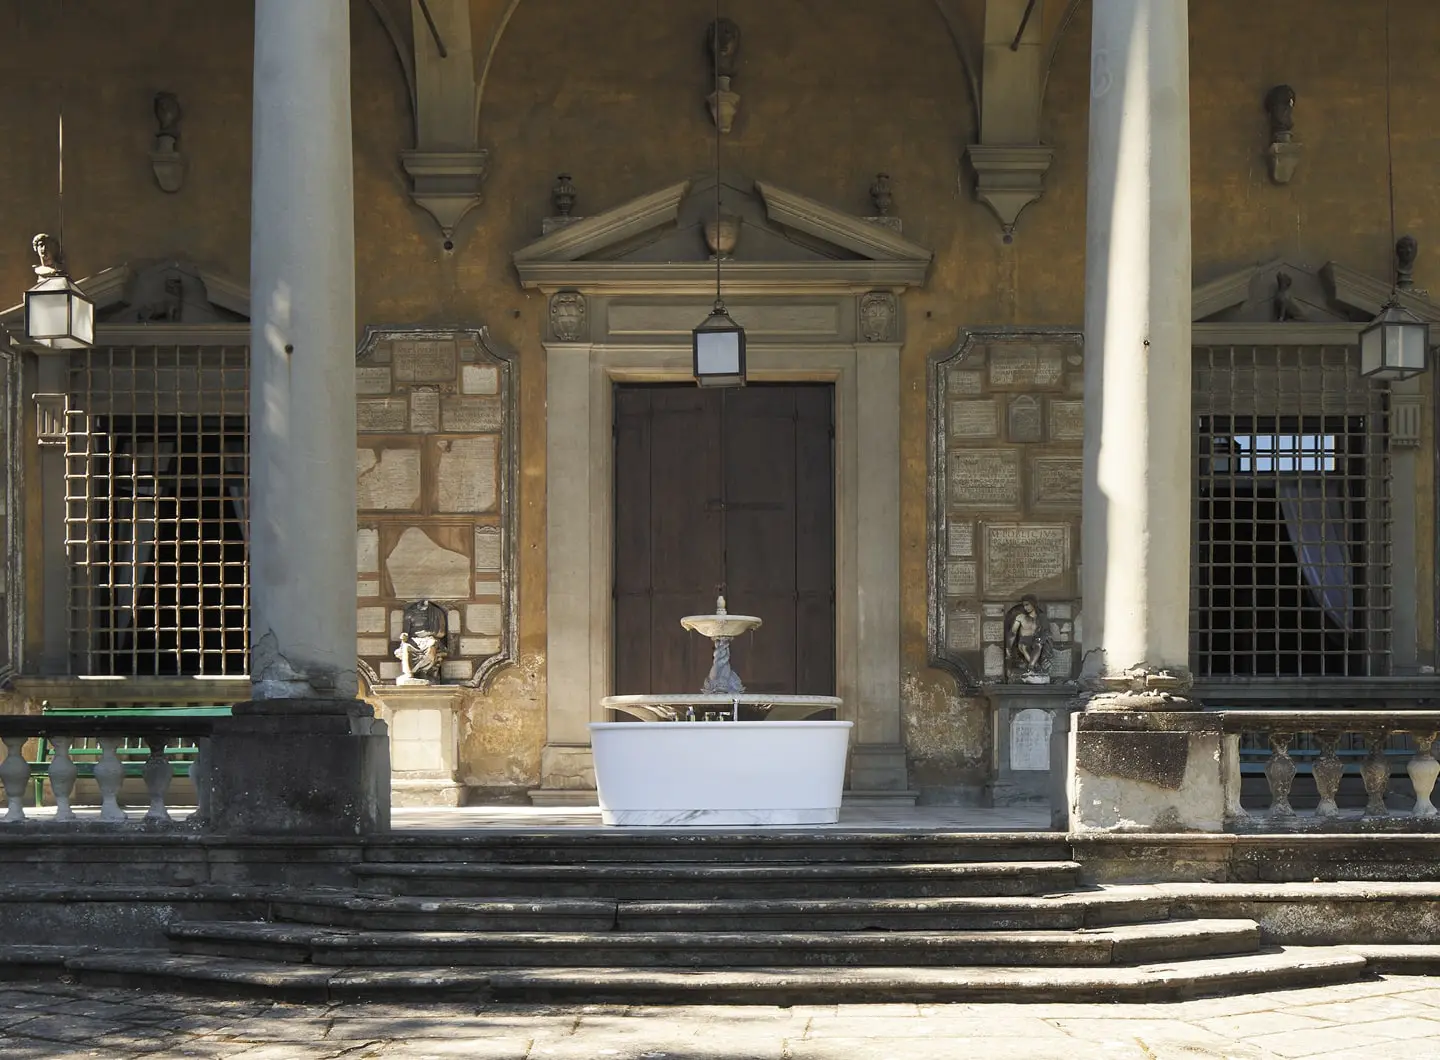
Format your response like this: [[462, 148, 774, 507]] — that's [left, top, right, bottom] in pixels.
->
[[2, 974, 1439, 1058]]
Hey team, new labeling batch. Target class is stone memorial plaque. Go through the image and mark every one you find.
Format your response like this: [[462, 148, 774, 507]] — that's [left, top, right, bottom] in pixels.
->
[[357, 529, 379, 573], [392, 340, 457, 382], [987, 345, 1066, 389], [436, 437, 498, 512], [1008, 396, 1043, 442], [946, 559, 978, 596], [983, 524, 1071, 597], [946, 609, 980, 652], [474, 526, 502, 572], [386, 526, 472, 599], [947, 521, 974, 557], [948, 449, 1021, 509], [462, 365, 500, 395], [983, 602, 1007, 618], [1048, 602, 1073, 619], [947, 370, 984, 395], [441, 396, 504, 432], [1049, 400, 1084, 440], [984, 643, 1005, 678], [357, 449, 421, 511], [410, 388, 440, 433], [461, 636, 502, 656], [982, 619, 1004, 642], [1009, 708, 1053, 771], [357, 398, 408, 433], [1031, 457, 1083, 508], [949, 400, 998, 438], [357, 578, 379, 597], [466, 603, 504, 635], [1048, 648, 1074, 680], [356, 366, 393, 395]]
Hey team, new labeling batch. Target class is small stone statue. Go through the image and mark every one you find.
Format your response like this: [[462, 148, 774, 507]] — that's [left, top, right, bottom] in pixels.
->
[[870, 173, 893, 217], [154, 92, 182, 142], [1007, 595, 1054, 683], [1265, 84, 1295, 143], [394, 599, 449, 684], [1397, 235, 1419, 290], [552, 173, 577, 218], [707, 17, 741, 79], [31, 233, 64, 277], [150, 91, 186, 193], [1273, 271, 1298, 322]]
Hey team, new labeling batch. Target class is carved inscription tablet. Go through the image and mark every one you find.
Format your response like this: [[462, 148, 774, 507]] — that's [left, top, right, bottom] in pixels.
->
[[441, 396, 504, 433], [1032, 457, 1083, 508], [949, 400, 998, 438], [946, 560, 978, 596], [947, 609, 980, 652], [1008, 396, 1043, 443], [392, 340, 458, 382], [983, 524, 1071, 597], [947, 522, 974, 557], [1049, 400, 1084, 440], [357, 399, 408, 433], [947, 370, 984, 396], [948, 449, 1022, 508], [987, 345, 1066, 390], [1010, 708, 1053, 771]]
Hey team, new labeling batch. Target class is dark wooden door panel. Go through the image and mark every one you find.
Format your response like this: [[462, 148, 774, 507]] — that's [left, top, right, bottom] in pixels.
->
[[613, 383, 834, 697]]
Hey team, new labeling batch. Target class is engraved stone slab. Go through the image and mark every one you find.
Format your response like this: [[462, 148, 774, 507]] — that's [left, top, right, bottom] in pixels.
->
[[983, 524, 1071, 597], [947, 370, 984, 396], [1008, 396, 1043, 443], [984, 643, 1005, 678], [982, 619, 1005, 642], [946, 560, 978, 597], [357, 529, 379, 573], [1049, 602, 1073, 620], [356, 366, 393, 395], [947, 522, 974, 558], [357, 449, 421, 511], [1031, 457, 1083, 508], [1048, 648, 1074, 680], [987, 345, 1066, 390], [442, 660, 474, 681], [437, 437, 498, 512], [386, 526, 472, 599], [1049, 400, 1085, 441], [357, 399, 408, 433], [461, 636, 502, 656], [462, 365, 500, 395], [983, 602, 1007, 618], [466, 603, 503, 635], [947, 608, 980, 652], [441, 396, 503, 432], [474, 526, 502, 572], [357, 607, 387, 634], [1010, 708, 1053, 771], [410, 388, 440, 433], [475, 578, 503, 597], [357, 637, 390, 657], [357, 578, 379, 597], [948, 449, 1022, 509], [949, 400, 998, 438], [393, 339, 457, 382]]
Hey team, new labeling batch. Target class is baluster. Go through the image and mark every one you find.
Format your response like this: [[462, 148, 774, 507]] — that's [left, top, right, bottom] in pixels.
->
[[142, 736, 173, 822], [48, 736, 78, 822], [188, 737, 212, 824], [1311, 731, 1344, 818], [1407, 730, 1439, 818], [92, 736, 128, 823], [1222, 733, 1248, 820], [1263, 731, 1297, 819], [1361, 729, 1391, 818], [0, 735, 31, 823]]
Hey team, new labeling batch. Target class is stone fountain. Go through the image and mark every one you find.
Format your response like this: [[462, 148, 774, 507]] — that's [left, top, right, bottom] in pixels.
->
[[590, 596, 852, 825]]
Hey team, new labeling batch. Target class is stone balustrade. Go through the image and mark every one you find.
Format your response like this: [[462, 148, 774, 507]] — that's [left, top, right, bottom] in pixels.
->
[[0, 717, 216, 827]]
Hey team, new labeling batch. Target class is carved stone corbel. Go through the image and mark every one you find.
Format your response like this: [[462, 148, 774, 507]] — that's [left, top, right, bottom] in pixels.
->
[[966, 145, 1055, 241]]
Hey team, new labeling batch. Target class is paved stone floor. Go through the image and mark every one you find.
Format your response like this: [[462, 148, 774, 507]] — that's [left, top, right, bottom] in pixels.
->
[[3, 975, 1439, 1059]]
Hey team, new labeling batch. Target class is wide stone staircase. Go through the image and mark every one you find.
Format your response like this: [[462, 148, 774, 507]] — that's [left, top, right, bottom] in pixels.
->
[[59, 831, 1375, 1003]]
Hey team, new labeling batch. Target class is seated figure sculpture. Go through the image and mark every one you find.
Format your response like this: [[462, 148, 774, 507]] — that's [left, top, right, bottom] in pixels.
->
[[1006, 595, 1054, 683], [395, 599, 449, 684]]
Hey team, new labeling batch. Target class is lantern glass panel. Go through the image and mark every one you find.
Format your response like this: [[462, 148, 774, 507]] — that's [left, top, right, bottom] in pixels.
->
[[26, 289, 71, 340], [695, 329, 741, 376]]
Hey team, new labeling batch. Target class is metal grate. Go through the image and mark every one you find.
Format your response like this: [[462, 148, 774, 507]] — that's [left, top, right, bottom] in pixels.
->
[[64, 345, 250, 676], [1192, 345, 1391, 678]]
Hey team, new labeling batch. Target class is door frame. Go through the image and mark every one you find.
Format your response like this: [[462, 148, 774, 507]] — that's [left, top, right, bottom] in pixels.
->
[[539, 301, 906, 799]]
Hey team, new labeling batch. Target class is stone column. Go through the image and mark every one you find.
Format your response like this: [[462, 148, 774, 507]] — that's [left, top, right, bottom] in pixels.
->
[[1080, 0, 1195, 708], [210, 0, 389, 834]]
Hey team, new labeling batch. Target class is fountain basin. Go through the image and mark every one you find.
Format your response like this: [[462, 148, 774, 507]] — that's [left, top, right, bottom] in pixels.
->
[[601, 693, 840, 722], [589, 719, 852, 826]]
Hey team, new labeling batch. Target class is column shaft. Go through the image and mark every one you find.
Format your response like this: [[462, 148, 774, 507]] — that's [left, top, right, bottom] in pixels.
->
[[249, 0, 358, 699], [1081, 0, 1193, 691]]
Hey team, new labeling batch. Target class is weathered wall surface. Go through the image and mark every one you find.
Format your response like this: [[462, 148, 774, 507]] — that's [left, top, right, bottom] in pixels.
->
[[0, 0, 1436, 797]]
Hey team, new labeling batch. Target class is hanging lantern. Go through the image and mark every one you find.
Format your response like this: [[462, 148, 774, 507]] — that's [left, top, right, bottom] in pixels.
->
[[1359, 300, 1429, 381], [24, 233, 94, 350], [692, 302, 746, 388]]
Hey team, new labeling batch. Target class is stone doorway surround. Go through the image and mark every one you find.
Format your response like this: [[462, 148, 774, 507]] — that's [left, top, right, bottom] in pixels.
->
[[512, 175, 933, 803]]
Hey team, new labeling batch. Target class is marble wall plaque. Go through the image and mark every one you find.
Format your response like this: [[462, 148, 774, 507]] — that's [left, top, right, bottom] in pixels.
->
[[385, 526, 471, 599], [982, 619, 1004, 642], [984, 643, 1005, 678], [946, 559, 978, 596], [357, 399, 408, 433], [357, 449, 421, 511], [461, 365, 500, 395], [1049, 400, 1085, 440], [357, 529, 379, 573], [410, 388, 440, 433], [987, 345, 1066, 389], [441, 396, 504, 432], [1008, 396, 1043, 442], [946, 608, 980, 652], [948, 449, 1022, 508], [983, 524, 1071, 597], [1009, 708, 1053, 771], [1031, 457, 1083, 508], [947, 370, 984, 396], [392, 339, 457, 382], [1048, 648, 1074, 680], [474, 526, 502, 572], [356, 366, 393, 395], [947, 522, 974, 557], [466, 603, 504, 635], [436, 436, 498, 513], [949, 400, 998, 438]]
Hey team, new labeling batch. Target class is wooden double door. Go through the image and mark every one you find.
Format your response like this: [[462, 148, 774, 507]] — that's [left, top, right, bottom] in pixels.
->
[[613, 383, 835, 697]]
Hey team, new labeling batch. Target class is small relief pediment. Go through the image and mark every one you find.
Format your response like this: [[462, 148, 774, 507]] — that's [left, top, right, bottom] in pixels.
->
[[1193, 257, 1440, 324], [0, 259, 248, 326]]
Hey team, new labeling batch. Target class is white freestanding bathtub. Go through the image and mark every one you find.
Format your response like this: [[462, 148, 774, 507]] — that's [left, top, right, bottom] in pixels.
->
[[588, 720, 853, 826]]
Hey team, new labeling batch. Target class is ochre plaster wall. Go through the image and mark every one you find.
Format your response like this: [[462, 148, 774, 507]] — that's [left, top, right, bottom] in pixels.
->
[[0, 0, 1436, 797]]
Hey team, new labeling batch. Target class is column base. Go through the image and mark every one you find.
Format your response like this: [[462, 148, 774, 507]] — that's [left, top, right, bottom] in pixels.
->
[[531, 743, 596, 804], [208, 699, 391, 835], [1069, 711, 1224, 833]]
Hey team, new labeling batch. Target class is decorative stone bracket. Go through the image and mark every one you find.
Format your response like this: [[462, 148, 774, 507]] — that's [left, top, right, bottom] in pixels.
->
[[400, 149, 491, 245], [965, 145, 1055, 242]]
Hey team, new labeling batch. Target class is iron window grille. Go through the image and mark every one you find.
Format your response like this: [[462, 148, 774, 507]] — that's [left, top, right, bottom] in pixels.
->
[[1192, 345, 1391, 678], [63, 344, 249, 676]]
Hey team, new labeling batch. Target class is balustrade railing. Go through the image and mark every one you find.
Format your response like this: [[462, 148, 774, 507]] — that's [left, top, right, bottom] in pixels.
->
[[0, 716, 216, 827]]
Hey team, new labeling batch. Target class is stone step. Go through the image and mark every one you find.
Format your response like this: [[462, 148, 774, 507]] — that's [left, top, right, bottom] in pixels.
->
[[1347, 944, 1440, 975], [361, 832, 1072, 865], [347, 860, 1083, 899], [61, 946, 1370, 1004], [272, 889, 1170, 933], [165, 918, 1262, 968]]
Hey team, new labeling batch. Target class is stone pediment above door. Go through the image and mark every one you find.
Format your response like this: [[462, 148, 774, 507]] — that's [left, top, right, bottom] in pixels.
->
[[512, 174, 933, 295]]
